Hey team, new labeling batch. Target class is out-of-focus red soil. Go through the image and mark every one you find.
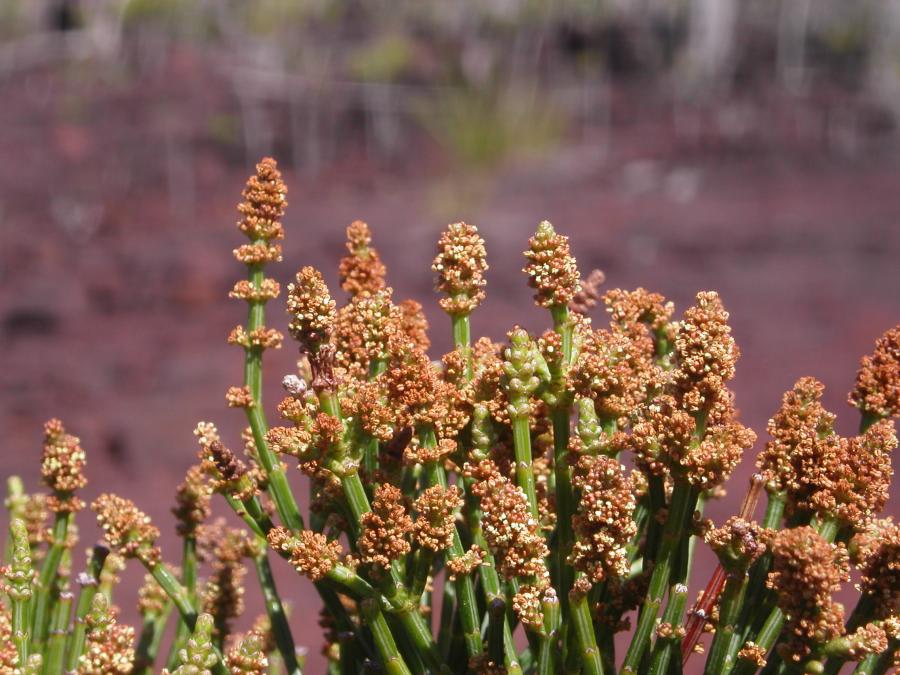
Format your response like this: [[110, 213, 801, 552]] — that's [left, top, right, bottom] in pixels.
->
[[2, 50, 899, 671]]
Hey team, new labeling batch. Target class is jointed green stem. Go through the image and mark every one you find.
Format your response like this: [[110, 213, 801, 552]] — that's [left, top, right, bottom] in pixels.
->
[[511, 416, 539, 519], [42, 589, 72, 675], [704, 575, 748, 674], [148, 562, 229, 675], [31, 511, 71, 648], [64, 545, 107, 672], [254, 550, 303, 675], [360, 599, 413, 675], [166, 536, 198, 670], [571, 583, 604, 675], [621, 481, 698, 674], [243, 259, 304, 532], [134, 603, 172, 675]]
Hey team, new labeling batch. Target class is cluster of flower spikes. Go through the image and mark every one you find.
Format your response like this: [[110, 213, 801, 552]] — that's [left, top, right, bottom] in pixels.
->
[[758, 376, 898, 529], [622, 291, 756, 490]]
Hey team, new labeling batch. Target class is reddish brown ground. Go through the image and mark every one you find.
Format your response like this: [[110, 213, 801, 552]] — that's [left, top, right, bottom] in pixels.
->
[[2, 51, 898, 670]]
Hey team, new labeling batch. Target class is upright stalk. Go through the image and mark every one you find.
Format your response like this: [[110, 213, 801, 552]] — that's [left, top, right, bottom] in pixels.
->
[[621, 481, 698, 674], [64, 545, 108, 672], [30, 511, 71, 648]]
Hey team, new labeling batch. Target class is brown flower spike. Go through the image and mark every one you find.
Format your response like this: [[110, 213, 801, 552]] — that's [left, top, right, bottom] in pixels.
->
[[338, 220, 387, 297], [41, 418, 87, 513], [524, 220, 580, 309], [359, 484, 413, 568], [92, 494, 161, 566], [433, 222, 488, 316], [850, 324, 900, 420]]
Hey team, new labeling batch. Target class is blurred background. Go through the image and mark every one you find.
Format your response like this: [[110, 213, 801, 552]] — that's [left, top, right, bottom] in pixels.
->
[[2, 0, 899, 670]]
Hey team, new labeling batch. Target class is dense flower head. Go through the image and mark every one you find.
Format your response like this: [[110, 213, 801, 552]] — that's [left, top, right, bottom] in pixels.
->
[[286, 267, 337, 355], [632, 395, 754, 487], [569, 268, 606, 315], [338, 220, 387, 297], [267, 527, 342, 582], [850, 324, 900, 419], [524, 220, 580, 308], [571, 327, 659, 422], [397, 299, 430, 352], [757, 377, 836, 495], [198, 437, 259, 503], [767, 526, 848, 661], [413, 485, 463, 552], [704, 517, 767, 573], [172, 464, 212, 538], [201, 522, 252, 642], [852, 518, 900, 620], [783, 419, 897, 528], [569, 454, 637, 583], [432, 222, 488, 316], [467, 460, 549, 584], [225, 631, 268, 674], [359, 484, 413, 568], [79, 592, 136, 674], [40, 418, 87, 513], [92, 494, 161, 566], [236, 157, 287, 243], [502, 327, 548, 419], [603, 288, 675, 340], [334, 288, 400, 376], [164, 614, 218, 675], [673, 291, 738, 413], [137, 573, 168, 617]]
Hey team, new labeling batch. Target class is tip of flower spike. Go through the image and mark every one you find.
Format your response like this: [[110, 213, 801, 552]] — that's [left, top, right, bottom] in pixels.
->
[[849, 324, 900, 420], [92, 493, 161, 566], [287, 267, 336, 355], [339, 221, 387, 297], [524, 220, 580, 309], [432, 221, 488, 316], [236, 157, 287, 244], [40, 418, 87, 513]]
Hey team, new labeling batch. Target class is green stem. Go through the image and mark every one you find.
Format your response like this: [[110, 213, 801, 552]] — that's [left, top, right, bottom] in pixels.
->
[[243, 260, 305, 532], [133, 604, 172, 675], [644, 475, 666, 567], [648, 497, 701, 675], [31, 511, 70, 648], [621, 481, 698, 674], [571, 585, 604, 675], [731, 607, 784, 675], [551, 406, 575, 622], [64, 545, 107, 672], [511, 416, 539, 519], [420, 453, 483, 662], [166, 536, 198, 669], [704, 575, 748, 674], [12, 592, 30, 670], [537, 591, 561, 675], [149, 562, 228, 675], [254, 550, 303, 675], [360, 599, 413, 675], [43, 588, 72, 673]]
